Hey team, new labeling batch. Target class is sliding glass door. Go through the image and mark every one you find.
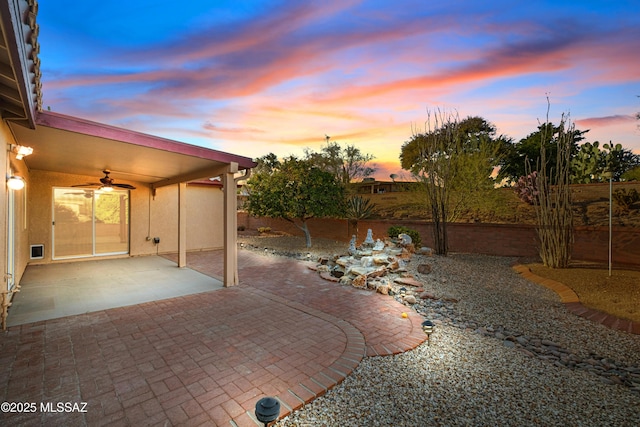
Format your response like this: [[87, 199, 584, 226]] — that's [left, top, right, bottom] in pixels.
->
[[53, 188, 130, 259]]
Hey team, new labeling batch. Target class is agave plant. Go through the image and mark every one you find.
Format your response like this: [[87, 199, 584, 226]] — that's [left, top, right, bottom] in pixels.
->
[[346, 195, 377, 240]]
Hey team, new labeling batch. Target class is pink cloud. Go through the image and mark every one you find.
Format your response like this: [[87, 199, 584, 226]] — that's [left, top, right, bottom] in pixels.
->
[[576, 115, 636, 128]]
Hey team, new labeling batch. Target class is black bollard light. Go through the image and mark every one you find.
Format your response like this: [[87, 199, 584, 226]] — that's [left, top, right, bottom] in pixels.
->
[[421, 320, 434, 345], [255, 397, 280, 426]]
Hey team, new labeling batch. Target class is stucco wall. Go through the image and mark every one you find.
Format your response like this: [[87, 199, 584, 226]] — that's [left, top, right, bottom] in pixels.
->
[[1, 121, 32, 292], [28, 171, 225, 263]]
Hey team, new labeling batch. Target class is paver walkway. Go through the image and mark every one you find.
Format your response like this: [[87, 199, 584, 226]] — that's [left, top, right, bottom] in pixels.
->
[[0, 250, 426, 426]]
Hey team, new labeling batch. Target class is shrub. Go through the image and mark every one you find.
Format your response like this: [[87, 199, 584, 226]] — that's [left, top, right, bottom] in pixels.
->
[[387, 225, 422, 247], [613, 189, 640, 211], [257, 226, 272, 234], [514, 172, 539, 205]]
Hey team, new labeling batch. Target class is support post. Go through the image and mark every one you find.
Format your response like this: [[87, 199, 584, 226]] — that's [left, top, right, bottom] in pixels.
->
[[178, 182, 187, 268], [223, 163, 239, 286]]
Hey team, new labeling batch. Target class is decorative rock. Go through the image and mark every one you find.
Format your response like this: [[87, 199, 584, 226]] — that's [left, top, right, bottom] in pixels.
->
[[394, 277, 423, 287], [360, 256, 374, 267], [330, 266, 345, 278], [420, 292, 437, 300], [376, 283, 391, 295], [373, 239, 385, 251], [367, 267, 388, 278], [372, 254, 389, 265], [363, 229, 375, 245], [399, 248, 412, 259], [418, 247, 433, 255], [398, 233, 412, 246], [352, 275, 367, 289], [339, 276, 352, 286], [417, 264, 432, 274], [320, 272, 340, 282], [348, 235, 357, 255], [403, 295, 417, 305], [349, 266, 374, 276], [336, 257, 352, 267]]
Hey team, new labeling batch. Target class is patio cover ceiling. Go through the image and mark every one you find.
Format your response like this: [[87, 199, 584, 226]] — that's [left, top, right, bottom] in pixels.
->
[[8, 110, 256, 188]]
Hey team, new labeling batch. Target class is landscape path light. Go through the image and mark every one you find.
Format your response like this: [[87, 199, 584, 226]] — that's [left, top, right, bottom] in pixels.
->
[[255, 397, 280, 426], [422, 319, 434, 345]]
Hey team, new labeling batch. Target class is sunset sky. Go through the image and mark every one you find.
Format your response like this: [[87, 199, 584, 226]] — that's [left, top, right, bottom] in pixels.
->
[[37, 0, 640, 180]]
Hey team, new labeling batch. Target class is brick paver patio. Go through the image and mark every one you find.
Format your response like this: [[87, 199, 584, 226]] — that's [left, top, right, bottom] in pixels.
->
[[1, 250, 426, 426]]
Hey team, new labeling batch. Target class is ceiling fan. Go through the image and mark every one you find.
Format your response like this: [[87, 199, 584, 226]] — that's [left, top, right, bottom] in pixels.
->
[[72, 170, 136, 191]]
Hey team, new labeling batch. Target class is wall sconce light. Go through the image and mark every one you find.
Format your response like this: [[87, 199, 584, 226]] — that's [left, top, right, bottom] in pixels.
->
[[7, 175, 25, 190], [11, 145, 33, 160]]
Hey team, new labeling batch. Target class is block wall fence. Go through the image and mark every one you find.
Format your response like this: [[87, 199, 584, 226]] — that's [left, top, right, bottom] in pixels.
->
[[238, 212, 640, 268]]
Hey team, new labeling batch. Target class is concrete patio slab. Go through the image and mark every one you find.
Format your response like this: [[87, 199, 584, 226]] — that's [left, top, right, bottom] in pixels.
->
[[7, 256, 223, 327]]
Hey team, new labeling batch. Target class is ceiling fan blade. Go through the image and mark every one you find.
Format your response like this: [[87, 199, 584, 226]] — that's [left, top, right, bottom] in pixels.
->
[[71, 183, 101, 188], [113, 183, 136, 189]]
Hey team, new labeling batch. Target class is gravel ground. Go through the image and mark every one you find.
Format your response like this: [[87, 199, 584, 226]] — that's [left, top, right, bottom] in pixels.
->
[[240, 236, 640, 427]]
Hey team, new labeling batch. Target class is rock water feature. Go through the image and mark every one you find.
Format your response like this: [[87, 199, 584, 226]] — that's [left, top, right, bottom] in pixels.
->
[[309, 230, 433, 302]]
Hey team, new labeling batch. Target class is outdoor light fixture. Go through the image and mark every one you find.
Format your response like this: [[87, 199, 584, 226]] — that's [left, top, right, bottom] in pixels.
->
[[7, 175, 25, 190], [11, 144, 33, 160], [421, 320, 434, 345], [255, 397, 280, 426]]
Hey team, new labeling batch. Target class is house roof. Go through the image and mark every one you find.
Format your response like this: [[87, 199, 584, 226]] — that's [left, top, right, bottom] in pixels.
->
[[0, 0, 42, 128], [9, 110, 256, 187], [1, 0, 256, 187]]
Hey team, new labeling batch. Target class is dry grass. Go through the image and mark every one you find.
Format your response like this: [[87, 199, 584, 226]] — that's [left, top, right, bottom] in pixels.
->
[[527, 264, 640, 323]]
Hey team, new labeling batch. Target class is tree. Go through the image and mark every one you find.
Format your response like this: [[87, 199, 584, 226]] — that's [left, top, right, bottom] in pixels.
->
[[400, 114, 503, 254], [246, 155, 345, 247], [498, 123, 587, 184], [305, 139, 376, 189]]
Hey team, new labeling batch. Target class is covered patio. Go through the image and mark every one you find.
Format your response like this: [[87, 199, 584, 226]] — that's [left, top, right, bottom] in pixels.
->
[[6, 255, 224, 327]]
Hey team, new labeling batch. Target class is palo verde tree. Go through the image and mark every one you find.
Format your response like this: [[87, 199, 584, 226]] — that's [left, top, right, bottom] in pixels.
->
[[400, 113, 503, 255], [305, 138, 376, 190], [246, 154, 345, 248], [526, 111, 575, 269]]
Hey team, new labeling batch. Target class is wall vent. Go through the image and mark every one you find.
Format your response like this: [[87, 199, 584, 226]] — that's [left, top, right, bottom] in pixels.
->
[[30, 244, 44, 260]]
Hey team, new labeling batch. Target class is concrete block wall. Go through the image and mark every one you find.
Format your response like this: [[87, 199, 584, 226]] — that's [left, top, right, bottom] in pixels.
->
[[238, 212, 640, 268]]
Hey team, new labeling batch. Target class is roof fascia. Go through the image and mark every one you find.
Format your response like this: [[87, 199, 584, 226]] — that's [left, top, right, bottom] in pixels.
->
[[0, 0, 39, 128]]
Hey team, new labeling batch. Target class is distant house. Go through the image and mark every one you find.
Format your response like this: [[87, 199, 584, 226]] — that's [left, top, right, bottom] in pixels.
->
[[354, 178, 418, 194], [0, 0, 256, 325]]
